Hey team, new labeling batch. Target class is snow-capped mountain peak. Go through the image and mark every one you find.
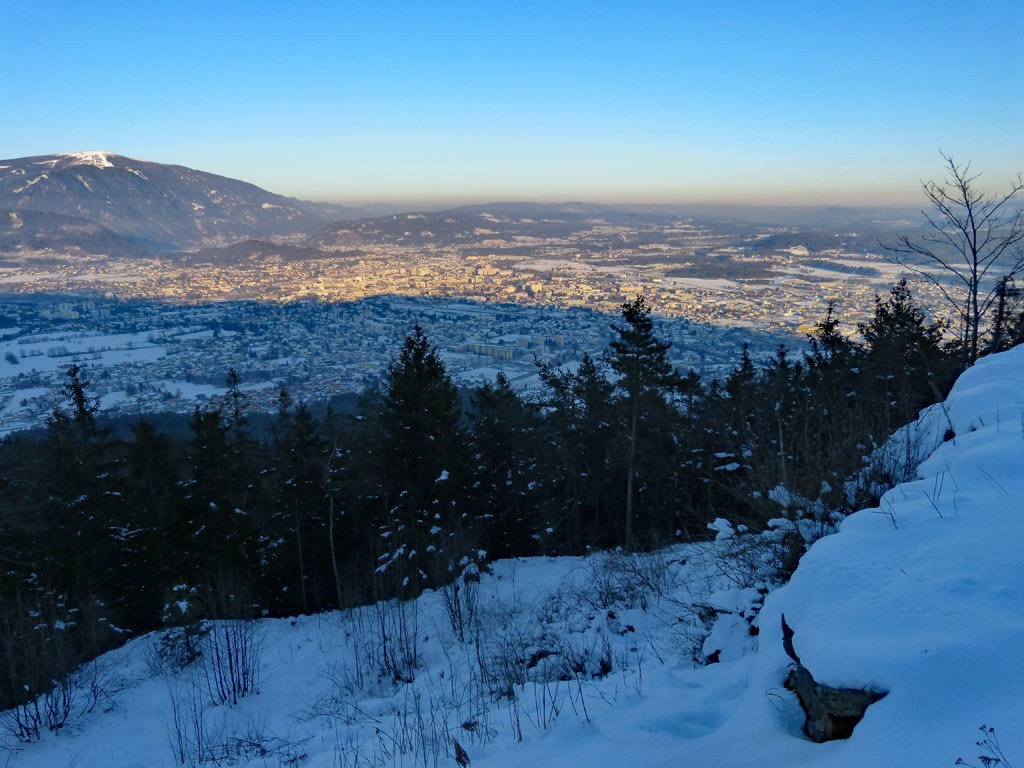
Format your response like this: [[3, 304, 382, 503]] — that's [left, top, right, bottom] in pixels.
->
[[60, 150, 116, 169]]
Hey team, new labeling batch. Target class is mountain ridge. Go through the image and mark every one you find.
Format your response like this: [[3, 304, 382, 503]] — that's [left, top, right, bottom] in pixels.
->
[[0, 151, 367, 250]]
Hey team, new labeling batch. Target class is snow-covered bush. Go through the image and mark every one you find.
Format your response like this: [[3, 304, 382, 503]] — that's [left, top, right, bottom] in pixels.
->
[[151, 583, 208, 674]]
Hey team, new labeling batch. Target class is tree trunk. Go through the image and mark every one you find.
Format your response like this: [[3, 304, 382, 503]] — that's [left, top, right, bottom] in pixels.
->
[[327, 494, 343, 609], [624, 399, 638, 550], [293, 511, 307, 613]]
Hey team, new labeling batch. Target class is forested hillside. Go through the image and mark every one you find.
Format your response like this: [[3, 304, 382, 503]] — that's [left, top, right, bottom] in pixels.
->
[[4, 281, 1023, 756], [1, 294, 1021, 767]]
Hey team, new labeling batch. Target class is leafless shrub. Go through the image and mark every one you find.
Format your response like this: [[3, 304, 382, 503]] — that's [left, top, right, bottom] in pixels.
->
[[521, 677, 565, 732], [198, 574, 264, 707], [373, 597, 419, 684], [574, 550, 677, 613], [199, 618, 263, 708], [0, 594, 120, 744], [956, 725, 1014, 768], [473, 617, 529, 698], [441, 563, 480, 644], [164, 673, 294, 767], [164, 674, 220, 766], [690, 534, 779, 591]]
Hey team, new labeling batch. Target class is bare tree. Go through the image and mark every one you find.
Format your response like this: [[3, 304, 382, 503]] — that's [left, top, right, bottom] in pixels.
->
[[884, 152, 1024, 366]]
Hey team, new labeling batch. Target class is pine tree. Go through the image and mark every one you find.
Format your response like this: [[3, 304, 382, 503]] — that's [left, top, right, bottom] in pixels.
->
[[859, 279, 950, 423], [267, 390, 330, 614], [182, 371, 260, 589], [375, 326, 467, 595], [607, 297, 681, 549], [984, 277, 1023, 355], [118, 420, 182, 630], [468, 372, 542, 556], [538, 354, 616, 550], [40, 365, 123, 611]]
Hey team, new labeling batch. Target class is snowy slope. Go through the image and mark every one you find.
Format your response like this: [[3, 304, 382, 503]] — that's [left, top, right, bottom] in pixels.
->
[[676, 344, 1024, 767], [4, 346, 1023, 768]]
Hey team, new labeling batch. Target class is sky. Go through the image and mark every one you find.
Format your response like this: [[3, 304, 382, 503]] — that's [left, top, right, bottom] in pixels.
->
[[1, 0, 1021, 205]]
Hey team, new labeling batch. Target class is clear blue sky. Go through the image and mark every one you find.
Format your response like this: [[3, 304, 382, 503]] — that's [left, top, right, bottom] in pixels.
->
[[1, 0, 1021, 205]]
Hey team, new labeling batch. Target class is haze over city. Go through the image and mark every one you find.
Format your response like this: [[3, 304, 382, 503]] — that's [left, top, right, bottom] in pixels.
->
[[2, 0, 1021, 205]]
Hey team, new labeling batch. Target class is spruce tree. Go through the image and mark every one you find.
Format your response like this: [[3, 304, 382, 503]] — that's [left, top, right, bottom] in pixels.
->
[[538, 354, 615, 551], [608, 297, 681, 549], [859, 279, 950, 424], [376, 326, 467, 594], [267, 390, 330, 613], [469, 372, 542, 556]]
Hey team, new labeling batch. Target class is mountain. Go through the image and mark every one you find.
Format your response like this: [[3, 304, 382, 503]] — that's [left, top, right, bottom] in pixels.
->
[[310, 202, 686, 250], [603, 202, 922, 229], [168, 239, 365, 266], [0, 208, 153, 259], [311, 207, 583, 249], [0, 151, 368, 249]]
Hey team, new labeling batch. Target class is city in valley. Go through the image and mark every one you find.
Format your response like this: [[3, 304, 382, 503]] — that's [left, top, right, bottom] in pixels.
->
[[1, 194, 955, 434]]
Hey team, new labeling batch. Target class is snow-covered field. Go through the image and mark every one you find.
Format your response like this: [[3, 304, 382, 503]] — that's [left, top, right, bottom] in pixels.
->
[[4, 346, 1023, 768], [0, 330, 165, 377]]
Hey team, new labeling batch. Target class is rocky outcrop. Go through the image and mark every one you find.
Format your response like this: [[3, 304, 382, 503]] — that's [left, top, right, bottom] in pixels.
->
[[781, 615, 887, 742]]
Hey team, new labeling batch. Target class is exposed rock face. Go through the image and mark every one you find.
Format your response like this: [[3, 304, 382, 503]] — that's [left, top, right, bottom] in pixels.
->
[[781, 614, 887, 742]]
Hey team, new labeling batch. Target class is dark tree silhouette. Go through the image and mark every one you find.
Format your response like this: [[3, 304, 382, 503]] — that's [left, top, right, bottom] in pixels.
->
[[608, 296, 681, 549]]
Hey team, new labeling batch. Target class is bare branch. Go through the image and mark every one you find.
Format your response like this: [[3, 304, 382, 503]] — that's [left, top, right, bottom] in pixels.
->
[[882, 152, 1024, 364]]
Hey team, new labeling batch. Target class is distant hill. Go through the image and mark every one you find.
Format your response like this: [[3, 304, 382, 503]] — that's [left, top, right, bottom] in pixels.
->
[[603, 202, 922, 229], [0, 208, 153, 258], [0, 151, 369, 249], [310, 202, 690, 250], [312, 207, 583, 248], [309, 200, 920, 254], [169, 239, 365, 266]]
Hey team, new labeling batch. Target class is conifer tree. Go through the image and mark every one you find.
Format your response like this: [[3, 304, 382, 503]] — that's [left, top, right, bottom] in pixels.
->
[[608, 297, 681, 549], [41, 365, 123, 611], [376, 326, 467, 593], [538, 354, 616, 550], [119, 420, 181, 629], [183, 371, 259, 590], [268, 389, 330, 613], [469, 372, 542, 556], [859, 279, 949, 423]]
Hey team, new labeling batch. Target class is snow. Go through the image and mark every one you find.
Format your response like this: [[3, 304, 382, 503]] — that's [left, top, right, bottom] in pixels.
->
[[61, 151, 115, 169], [5, 345, 1024, 767], [681, 345, 1024, 766], [0, 331, 165, 376], [707, 517, 735, 539], [664, 277, 739, 291], [98, 391, 130, 409], [153, 379, 276, 399], [1, 386, 52, 416]]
